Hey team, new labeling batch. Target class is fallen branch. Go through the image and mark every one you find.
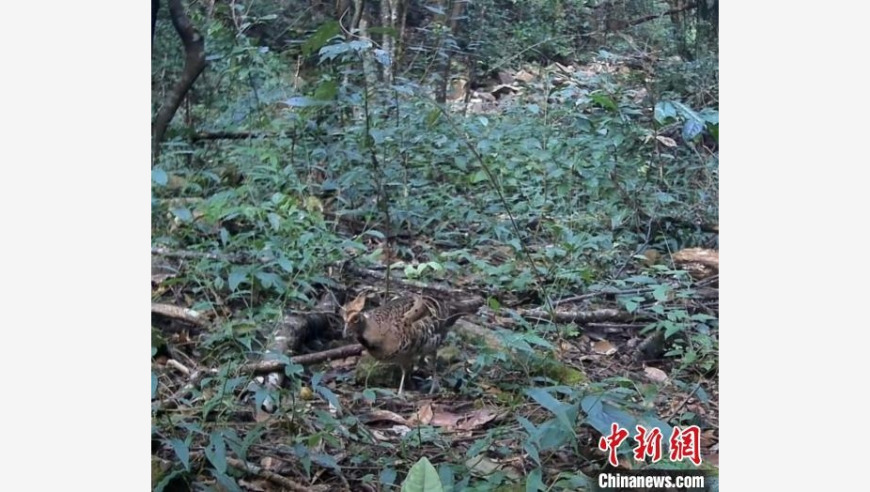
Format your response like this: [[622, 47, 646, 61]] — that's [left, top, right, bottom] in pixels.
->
[[151, 246, 256, 263], [624, 3, 700, 29], [165, 358, 192, 377], [226, 457, 319, 492], [152, 344, 367, 413], [151, 303, 208, 328], [191, 131, 294, 141], [517, 307, 634, 324], [241, 344, 365, 374]]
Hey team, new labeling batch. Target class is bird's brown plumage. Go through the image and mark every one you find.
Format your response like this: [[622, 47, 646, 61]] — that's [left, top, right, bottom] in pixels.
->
[[343, 293, 479, 394]]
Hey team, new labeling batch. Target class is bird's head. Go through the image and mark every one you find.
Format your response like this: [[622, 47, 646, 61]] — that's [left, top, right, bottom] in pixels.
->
[[341, 292, 369, 338], [343, 311, 367, 338]]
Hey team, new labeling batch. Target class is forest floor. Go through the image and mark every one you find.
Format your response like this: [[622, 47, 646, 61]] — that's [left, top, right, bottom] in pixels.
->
[[151, 54, 718, 491]]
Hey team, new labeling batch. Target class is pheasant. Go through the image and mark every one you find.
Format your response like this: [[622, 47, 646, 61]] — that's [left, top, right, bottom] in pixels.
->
[[343, 293, 481, 395]]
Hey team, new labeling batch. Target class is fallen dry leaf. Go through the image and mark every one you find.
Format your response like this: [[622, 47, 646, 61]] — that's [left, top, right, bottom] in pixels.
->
[[465, 455, 522, 480], [430, 411, 462, 428], [644, 366, 669, 383], [360, 409, 408, 426], [456, 408, 499, 431], [592, 340, 618, 355], [656, 135, 677, 147], [514, 70, 535, 83], [673, 248, 719, 280], [407, 402, 434, 426]]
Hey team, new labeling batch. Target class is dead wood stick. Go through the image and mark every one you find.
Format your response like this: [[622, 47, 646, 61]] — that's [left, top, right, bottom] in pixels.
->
[[517, 307, 633, 324], [587, 322, 651, 331], [166, 359, 191, 376], [225, 457, 315, 492], [241, 344, 365, 374], [153, 346, 365, 413], [151, 246, 263, 263], [151, 303, 208, 328], [191, 131, 295, 141], [553, 287, 654, 306]]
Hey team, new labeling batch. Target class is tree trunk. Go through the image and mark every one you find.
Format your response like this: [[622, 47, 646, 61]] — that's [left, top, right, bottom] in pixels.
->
[[434, 0, 466, 103], [151, 0, 207, 163], [152, 0, 160, 45]]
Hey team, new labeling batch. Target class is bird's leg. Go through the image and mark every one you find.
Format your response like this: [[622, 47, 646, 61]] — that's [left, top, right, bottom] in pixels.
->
[[398, 366, 407, 396], [427, 353, 439, 395]]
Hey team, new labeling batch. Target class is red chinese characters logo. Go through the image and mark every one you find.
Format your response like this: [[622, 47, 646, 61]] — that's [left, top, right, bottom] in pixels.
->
[[598, 423, 629, 466], [599, 424, 703, 466], [633, 425, 663, 463], [669, 425, 702, 466]]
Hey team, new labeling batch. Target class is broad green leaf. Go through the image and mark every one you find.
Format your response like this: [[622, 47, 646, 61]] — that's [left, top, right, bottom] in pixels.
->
[[312, 453, 341, 474], [169, 438, 190, 471], [524, 440, 541, 466], [348, 39, 373, 52], [314, 79, 338, 101], [682, 119, 704, 141], [211, 469, 243, 492], [582, 395, 674, 447], [151, 372, 158, 399], [319, 42, 351, 61], [302, 20, 341, 57], [438, 464, 454, 492], [470, 170, 488, 183], [652, 284, 670, 302], [314, 384, 342, 411], [373, 48, 392, 67], [153, 469, 184, 492], [526, 468, 545, 492], [707, 123, 718, 143], [426, 109, 441, 127], [254, 271, 280, 290], [152, 169, 168, 186], [267, 212, 281, 231], [654, 101, 677, 124], [525, 388, 576, 436], [228, 269, 247, 291], [672, 101, 703, 124], [205, 431, 227, 474], [401, 457, 444, 492], [380, 467, 397, 487], [663, 321, 683, 339], [277, 257, 294, 273], [590, 93, 618, 111], [170, 207, 192, 222], [221, 429, 247, 463]]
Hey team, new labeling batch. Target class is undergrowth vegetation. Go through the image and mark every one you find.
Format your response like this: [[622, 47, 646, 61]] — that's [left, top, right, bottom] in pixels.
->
[[152, 1, 718, 490]]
